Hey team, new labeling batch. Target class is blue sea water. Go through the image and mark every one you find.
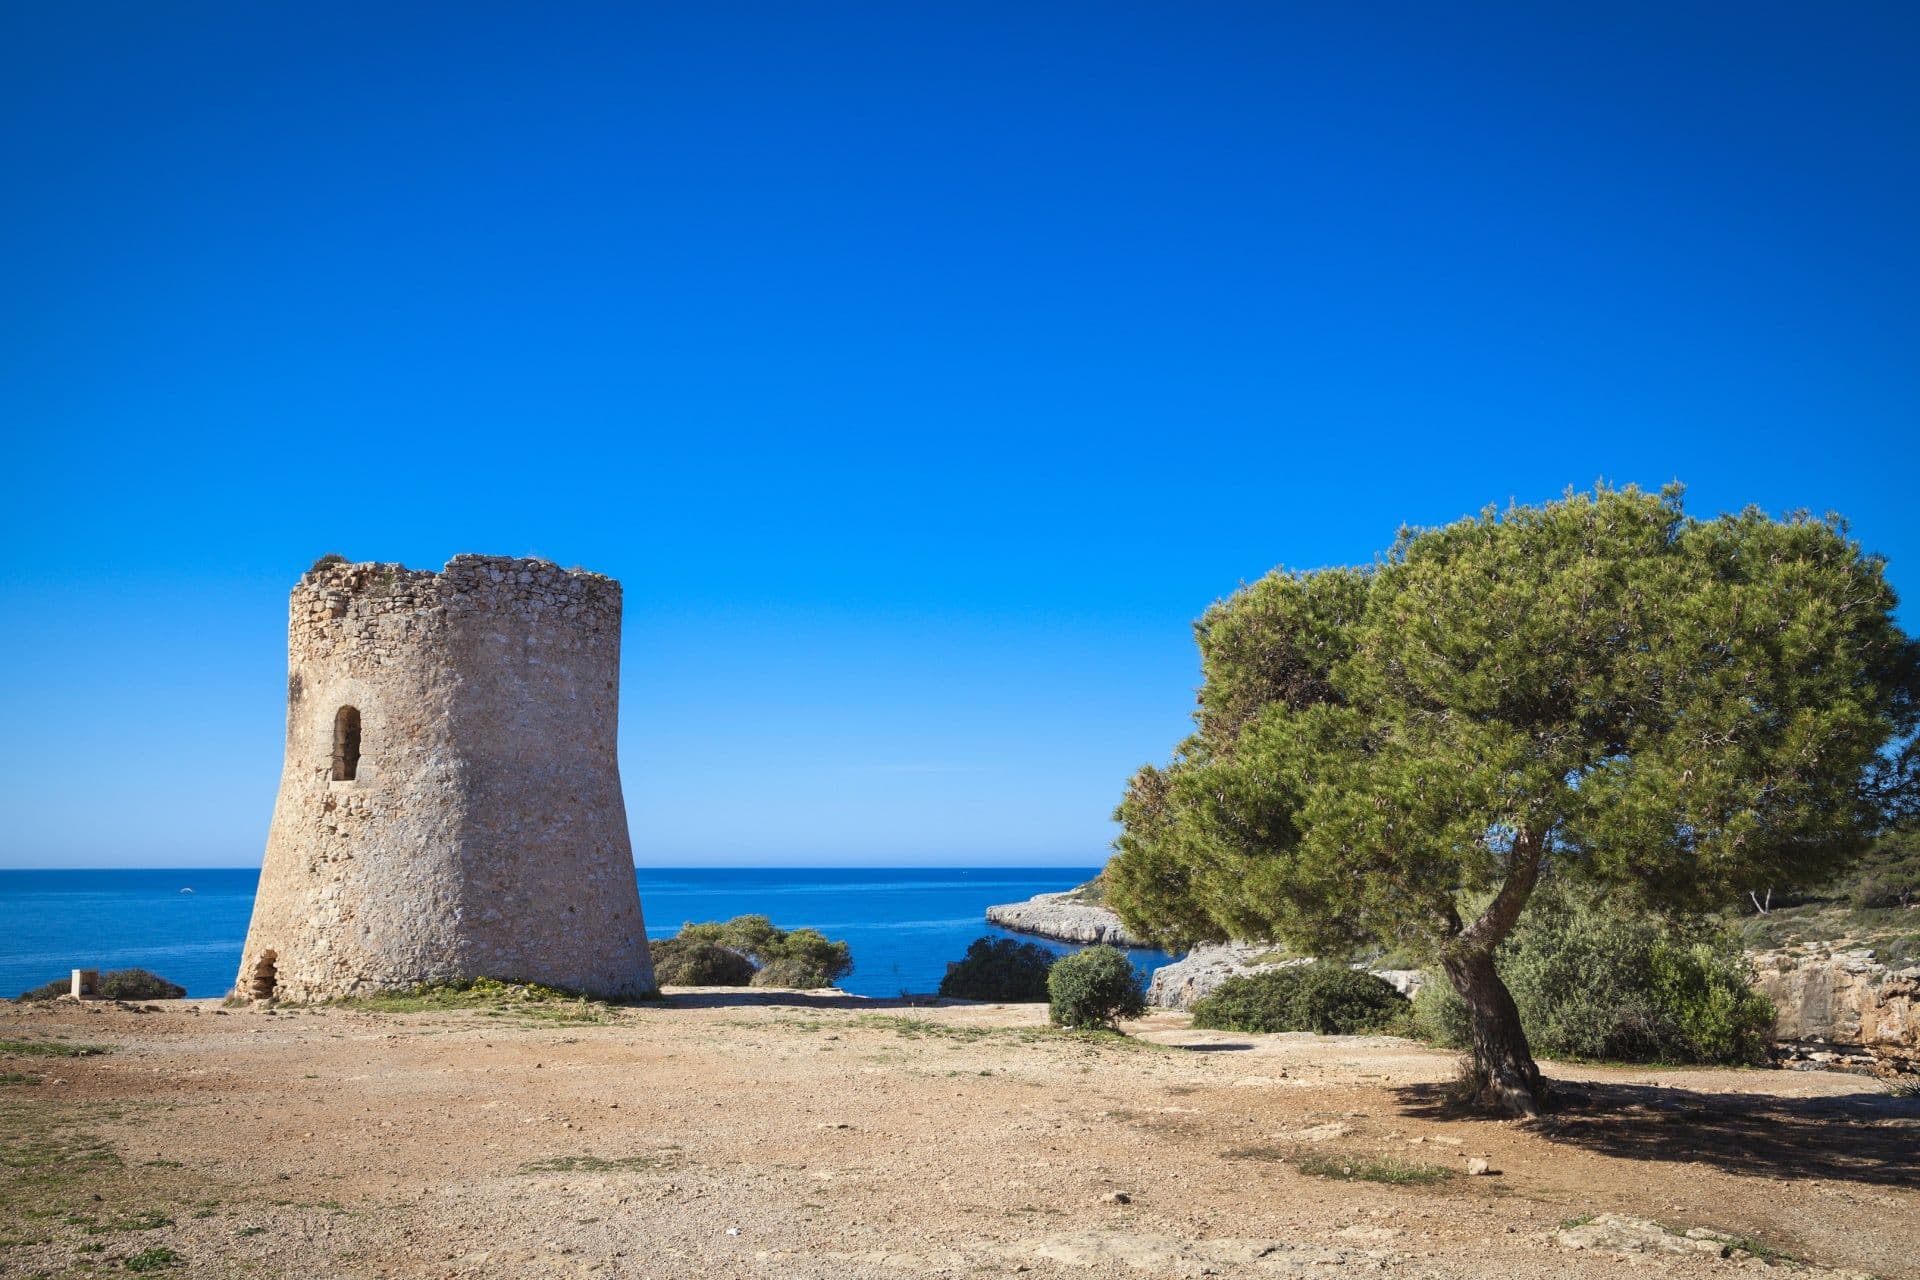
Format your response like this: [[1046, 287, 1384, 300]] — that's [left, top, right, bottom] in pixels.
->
[[0, 867, 1174, 1000]]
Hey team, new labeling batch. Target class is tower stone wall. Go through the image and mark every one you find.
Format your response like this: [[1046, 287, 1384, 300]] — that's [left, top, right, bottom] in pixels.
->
[[237, 555, 654, 1001]]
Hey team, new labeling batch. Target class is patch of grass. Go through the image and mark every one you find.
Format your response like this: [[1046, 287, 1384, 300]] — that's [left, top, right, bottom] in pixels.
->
[[0, 1040, 110, 1059], [0, 1108, 123, 1180], [1560, 1213, 1597, 1230], [0, 1073, 41, 1086], [852, 1014, 1171, 1053], [77, 1209, 171, 1235], [858, 1015, 1014, 1042], [1724, 1236, 1804, 1265], [234, 1226, 266, 1238], [1884, 1077, 1919, 1099], [125, 1245, 182, 1272], [1227, 1145, 1453, 1186], [517, 1150, 682, 1174], [331, 977, 616, 1025], [1294, 1152, 1453, 1185]]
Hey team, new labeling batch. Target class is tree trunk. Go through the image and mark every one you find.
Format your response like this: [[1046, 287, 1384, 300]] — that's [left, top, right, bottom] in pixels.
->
[[1441, 948, 1545, 1118]]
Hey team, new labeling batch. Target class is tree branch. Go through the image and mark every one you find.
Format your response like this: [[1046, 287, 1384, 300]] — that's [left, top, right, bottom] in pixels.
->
[[1456, 827, 1543, 953]]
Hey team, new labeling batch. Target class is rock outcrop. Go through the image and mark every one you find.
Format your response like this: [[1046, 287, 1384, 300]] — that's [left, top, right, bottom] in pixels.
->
[[985, 892, 1144, 947], [1751, 945, 1920, 1074], [1146, 943, 1423, 1010], [1145, 943, 1275, 1009], [1552, 1214, 1873, 1276]]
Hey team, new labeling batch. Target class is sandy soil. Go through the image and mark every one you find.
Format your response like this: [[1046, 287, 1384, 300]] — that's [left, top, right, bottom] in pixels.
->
[[2, 992, 1915, 1280]]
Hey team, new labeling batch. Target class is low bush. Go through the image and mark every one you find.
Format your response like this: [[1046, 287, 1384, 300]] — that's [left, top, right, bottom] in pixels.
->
[[755, 927, 853, 988], [649, 938, 756, 986], [18, 968, 185, 1002], [677, 915, 782, 959], [1413, 882, 1775, 1065], [938, 936, 1057, 1001], [653, 916, 854, 988], [1047, 945, 1145, 1031], [750, 956, 837, 989], [1647, 941, 1776, 1065], [1190, 962, 1408, 1035], [1409, 978, 1469, 1047]]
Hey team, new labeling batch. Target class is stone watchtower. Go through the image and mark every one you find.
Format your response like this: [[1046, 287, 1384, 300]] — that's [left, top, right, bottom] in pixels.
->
[[236, 555, 654, 1001]]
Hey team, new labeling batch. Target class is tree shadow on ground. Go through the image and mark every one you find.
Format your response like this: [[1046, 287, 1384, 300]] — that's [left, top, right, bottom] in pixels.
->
[[1391, 1077, 1920, 1189], [1178, 1042, 1257, 1052]]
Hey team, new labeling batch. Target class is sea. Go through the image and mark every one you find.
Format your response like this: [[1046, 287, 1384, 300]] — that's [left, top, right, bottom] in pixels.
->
[[0, 867, 1176, 1000]]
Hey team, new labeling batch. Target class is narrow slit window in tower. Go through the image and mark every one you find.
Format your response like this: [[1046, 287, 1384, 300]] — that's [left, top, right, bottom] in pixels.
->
[[332, 706, 361, 781]]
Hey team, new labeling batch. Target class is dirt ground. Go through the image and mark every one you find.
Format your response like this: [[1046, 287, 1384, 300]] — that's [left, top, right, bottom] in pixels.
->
[[2, 992, 1915, 1280]]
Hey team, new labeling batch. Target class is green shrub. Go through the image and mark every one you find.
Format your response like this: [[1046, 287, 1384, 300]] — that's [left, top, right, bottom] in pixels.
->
[[1647, 942, 1776, 1065], [750, 956, 837, 989], [648, 938, 756, 986], [678, 915, 782, 959], [650, 938, 755, 986], [99, 969, 187, 1000], [652, 917, 853, 988], [1410, 979, 1469, 1048], [938, 937, 1057, 1001], [18, 968, 185, 1001], [1047, 945, 1146, 1031], [1190, 962, 1408, 1035], [758, 927, 853, 987], [1411, 882, 1775, 1065]]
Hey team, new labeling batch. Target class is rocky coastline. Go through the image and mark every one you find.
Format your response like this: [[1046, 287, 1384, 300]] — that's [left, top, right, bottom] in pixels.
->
[[985, 890, 1146, 947], [1145, 942, 1424, 1010]]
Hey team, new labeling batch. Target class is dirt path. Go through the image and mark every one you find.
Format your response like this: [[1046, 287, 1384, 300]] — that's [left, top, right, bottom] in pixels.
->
[[2, 994, 1914, 1279]]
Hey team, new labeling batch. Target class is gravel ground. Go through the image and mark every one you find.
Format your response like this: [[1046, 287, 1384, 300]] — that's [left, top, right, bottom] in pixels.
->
[[1, 992, 1915, 1279]]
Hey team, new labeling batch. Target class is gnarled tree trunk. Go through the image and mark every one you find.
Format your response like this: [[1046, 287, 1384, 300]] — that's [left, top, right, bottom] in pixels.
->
[[1440, 826, 1548, 1117], [1440, 948, 1544, 1117]]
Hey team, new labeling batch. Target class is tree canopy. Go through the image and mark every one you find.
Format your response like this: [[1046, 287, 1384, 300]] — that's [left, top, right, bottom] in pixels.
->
[[1108, 485, 1916, 1112]]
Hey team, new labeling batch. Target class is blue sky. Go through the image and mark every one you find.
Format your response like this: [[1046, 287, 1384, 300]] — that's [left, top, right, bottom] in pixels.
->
[[2, 4, 1915, 868]]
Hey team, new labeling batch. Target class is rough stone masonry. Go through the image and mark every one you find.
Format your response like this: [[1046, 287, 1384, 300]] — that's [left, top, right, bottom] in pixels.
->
[[235, 554, 654, 1001]]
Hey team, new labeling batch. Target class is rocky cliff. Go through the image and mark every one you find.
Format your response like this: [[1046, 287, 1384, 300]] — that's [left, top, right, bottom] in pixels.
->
[[1146, 943, 1424, 1010], [984, 891, 1145, 947], [1752, 945, 1920, 1073]]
